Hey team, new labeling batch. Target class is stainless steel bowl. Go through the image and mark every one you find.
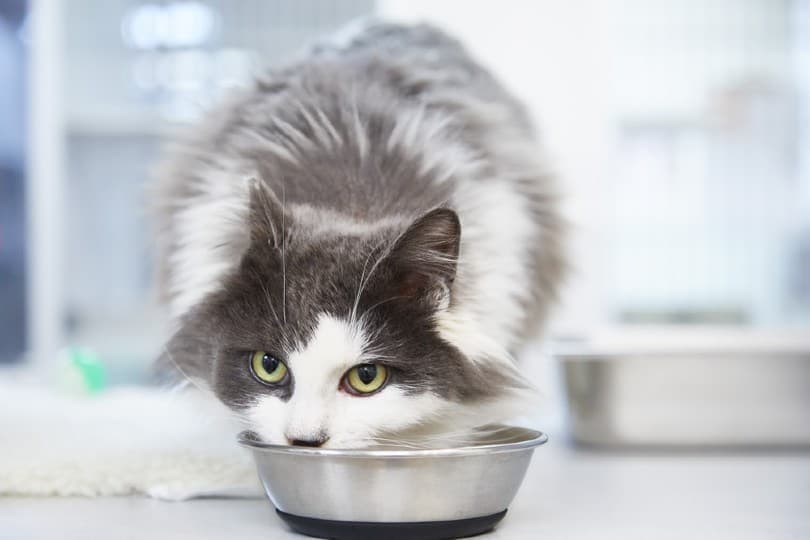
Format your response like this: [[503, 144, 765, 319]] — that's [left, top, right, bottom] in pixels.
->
[[559, 348, 810, 448], [238, 426, 546, 539]]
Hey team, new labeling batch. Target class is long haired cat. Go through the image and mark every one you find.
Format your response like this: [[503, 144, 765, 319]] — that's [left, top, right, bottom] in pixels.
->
[[152, 22, 565, 449]]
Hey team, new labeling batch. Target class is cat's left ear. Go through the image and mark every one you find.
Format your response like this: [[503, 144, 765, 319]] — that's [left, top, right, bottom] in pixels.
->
[[385, 208, 461, 309]]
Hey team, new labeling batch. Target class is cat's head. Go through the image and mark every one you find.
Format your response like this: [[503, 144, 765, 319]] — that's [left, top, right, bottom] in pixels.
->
[[163, 181, 528, 448]]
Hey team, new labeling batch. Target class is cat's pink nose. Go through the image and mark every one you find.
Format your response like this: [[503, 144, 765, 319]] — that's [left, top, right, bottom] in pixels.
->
[[288, 434, 329, 447]]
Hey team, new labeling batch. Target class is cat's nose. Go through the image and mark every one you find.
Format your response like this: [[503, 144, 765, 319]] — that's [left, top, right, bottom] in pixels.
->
[[288, 434, 329, 447]]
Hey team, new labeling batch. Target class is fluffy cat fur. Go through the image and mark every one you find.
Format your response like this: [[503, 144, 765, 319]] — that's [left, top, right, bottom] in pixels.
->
[[152, 21, 565, 449]]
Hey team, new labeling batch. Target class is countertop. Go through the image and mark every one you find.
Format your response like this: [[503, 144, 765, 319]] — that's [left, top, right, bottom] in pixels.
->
[[3, 440, 809, 540]]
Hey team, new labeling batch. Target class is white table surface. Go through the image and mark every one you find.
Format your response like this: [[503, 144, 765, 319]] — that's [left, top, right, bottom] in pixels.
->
[[3, 440, 809, 540]]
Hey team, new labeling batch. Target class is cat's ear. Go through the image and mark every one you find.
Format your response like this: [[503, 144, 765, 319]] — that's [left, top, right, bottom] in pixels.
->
[[385, 208, 461, 309], [247, 178, 286, 248]]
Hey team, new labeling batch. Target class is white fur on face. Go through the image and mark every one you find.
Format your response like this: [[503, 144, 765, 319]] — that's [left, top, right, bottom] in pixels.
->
[[245, 313, 448, 448]]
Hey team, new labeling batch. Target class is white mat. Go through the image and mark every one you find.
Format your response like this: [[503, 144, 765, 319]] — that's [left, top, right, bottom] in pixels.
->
[[0, 377, 262, 501]]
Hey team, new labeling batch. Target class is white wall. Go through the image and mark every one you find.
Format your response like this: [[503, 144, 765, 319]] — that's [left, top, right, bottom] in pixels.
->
[[379, 0, 616, 333], [378, 0, 807, 330]]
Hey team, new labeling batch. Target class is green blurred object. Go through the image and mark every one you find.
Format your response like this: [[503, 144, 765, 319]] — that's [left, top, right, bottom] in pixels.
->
[[68, 347, 107, 393]]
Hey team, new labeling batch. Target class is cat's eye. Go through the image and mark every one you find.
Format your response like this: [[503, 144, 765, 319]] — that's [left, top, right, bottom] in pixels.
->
[[342, 364, 388, 395], [250, 351, 288, 385]]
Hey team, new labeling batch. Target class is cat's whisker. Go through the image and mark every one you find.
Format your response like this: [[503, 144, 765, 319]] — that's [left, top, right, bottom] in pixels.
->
[[363, 354, 397, 362], [229, 410, 255, 426], [362, 437, 435, 450], [258, 279, 283, 332], [350, 246, 377, 325], [349, 238, 390, 326], [280, 180, 287, 325], [358, 294, 410, 323], [161, 344, 209, 395], [361, 347, 398, 361], [368, 424, 520, 449]]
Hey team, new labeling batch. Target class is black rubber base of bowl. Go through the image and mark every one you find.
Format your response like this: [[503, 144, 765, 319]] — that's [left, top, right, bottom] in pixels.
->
[[276, 508, 507, 540]]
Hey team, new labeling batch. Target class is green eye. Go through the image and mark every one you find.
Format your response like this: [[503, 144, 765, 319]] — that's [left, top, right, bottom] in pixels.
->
[[250, 351, 288, 385], [343, 364, 388, 395]]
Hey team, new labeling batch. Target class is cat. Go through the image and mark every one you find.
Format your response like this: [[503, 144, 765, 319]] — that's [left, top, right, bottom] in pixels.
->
[[152, 21, 565, 449]]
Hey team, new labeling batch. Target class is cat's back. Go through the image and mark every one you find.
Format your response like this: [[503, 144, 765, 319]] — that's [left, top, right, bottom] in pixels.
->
[[153, 21, 564, 342], [157, 21, 533, 215], [151, 22, 478, 304]]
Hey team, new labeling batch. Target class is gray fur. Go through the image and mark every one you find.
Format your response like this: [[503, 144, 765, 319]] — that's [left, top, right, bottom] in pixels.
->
[[153, 22, 565, 418]]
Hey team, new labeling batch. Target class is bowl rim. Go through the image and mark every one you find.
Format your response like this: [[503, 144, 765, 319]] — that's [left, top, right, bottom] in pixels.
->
[[237, 426, 548, 458]]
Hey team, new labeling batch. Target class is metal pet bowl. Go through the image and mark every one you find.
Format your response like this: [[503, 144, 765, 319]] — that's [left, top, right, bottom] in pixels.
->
[[238, 426, 547, 540]]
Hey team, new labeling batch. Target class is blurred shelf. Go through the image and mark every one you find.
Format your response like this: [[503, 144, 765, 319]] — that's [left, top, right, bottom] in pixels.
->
[[66, 114, 187, 138]]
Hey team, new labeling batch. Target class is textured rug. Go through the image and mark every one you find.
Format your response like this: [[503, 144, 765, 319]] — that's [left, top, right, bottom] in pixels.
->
[[0, 376, 261, 501]]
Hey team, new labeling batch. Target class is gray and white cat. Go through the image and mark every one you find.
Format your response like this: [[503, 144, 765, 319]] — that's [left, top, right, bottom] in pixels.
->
[[152, 22, 565, 449]]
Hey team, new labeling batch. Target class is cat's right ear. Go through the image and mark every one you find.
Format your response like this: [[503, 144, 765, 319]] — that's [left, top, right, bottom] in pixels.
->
[[248, 178, 286, 248], [382, 208, 461, 310]]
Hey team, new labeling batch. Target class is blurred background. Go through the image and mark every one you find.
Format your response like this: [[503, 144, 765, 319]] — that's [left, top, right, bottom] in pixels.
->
[[3, 4, 809, 537], [1, 0, 809, 405]]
